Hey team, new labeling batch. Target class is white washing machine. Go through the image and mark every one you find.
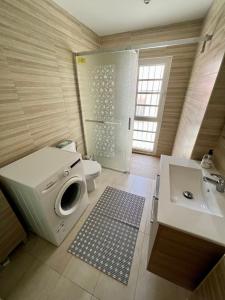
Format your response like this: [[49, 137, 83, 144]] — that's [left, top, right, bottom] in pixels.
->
[[0, 147, 89, 246]]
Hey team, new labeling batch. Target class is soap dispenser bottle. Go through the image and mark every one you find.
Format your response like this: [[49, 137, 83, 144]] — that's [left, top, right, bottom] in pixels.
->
[[201, 149, 214, 169]]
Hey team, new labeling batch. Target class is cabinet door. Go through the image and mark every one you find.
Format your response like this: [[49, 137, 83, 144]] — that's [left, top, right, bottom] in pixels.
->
[[147, 224, 225, 290]]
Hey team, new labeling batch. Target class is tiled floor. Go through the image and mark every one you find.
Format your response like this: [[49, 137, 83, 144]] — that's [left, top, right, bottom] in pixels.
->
[[131, 153, 160, 179], [0, 154, 190, 300]]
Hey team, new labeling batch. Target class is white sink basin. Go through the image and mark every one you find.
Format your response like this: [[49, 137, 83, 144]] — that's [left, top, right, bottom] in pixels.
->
[[169, 164, 223, 217]]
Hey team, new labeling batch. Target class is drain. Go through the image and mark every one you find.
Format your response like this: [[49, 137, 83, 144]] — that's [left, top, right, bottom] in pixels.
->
[[183, 191, 193, 199]]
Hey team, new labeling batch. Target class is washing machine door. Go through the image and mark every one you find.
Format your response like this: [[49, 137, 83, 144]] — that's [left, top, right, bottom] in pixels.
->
[[55, 176, 86, 217]]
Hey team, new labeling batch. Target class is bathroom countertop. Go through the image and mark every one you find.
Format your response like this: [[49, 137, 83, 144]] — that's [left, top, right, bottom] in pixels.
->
[[158, 155, 225, 247]]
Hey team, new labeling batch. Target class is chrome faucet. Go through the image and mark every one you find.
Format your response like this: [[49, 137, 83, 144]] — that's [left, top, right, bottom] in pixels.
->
[[203, 173, 225, 193]]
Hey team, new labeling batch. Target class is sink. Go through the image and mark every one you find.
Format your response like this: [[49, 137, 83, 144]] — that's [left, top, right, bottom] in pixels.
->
[[169, 164, 223, 217]]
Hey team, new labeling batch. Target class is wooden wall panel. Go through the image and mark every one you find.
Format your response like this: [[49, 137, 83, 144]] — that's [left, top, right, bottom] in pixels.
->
[[101, 20, 203, 49], [101, 20, 202, 156], [192, 58, 225, 161], [173, 0, 225, 158], [214, 125, 225, 175], [140, 43, 198, 156], [0, 0, 99, 167]]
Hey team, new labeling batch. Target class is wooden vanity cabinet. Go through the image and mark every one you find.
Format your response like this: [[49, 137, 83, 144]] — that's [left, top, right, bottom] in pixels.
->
[[147, 223, 225, 290], [0, 190, 26, 263]]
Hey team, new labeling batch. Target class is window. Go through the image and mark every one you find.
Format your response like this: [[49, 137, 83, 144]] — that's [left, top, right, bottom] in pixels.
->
[[132, 57, 171, 154]]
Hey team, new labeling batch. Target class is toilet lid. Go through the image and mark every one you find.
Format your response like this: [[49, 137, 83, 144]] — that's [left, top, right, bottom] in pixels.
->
[[82, 160, 101, 177]]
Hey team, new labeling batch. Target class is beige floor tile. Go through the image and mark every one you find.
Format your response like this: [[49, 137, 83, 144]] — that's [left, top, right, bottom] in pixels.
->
[[131, 154, 159, 179], [110, 172, 133, 190], [144, 218, 151, 235], [48, 276, 92, 300], [135, 272, 179, 300], [63, 256, 101, 294], [23, 235, 71, 275], [7, 259, 60, 300], [0, 248, 35, 299], [135, 270, 190, 300], [44, 245, 71, 274], [129, 175, 153, 198], [135, 233, 189, 300], [138, 232, 157, 276], [94, 265, 137, 300], [177, 287, 192, 300]]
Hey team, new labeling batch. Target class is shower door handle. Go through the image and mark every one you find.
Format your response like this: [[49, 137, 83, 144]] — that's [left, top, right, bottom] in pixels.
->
[[85, 119, 121, 125], [104, 121, 121, 126], [85, 119, 104, 124], [128, 117, 131, 130]]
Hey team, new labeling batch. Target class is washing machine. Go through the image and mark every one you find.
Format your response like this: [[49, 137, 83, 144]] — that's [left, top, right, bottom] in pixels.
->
[[0, 147, 89, 246]]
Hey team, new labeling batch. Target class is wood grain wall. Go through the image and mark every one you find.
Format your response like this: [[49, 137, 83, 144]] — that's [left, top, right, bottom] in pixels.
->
[[140, 44, 198, 156], [101, 20, 202, 49], [173, 0, 225, 158], [214, 125, 225, 175], [101, 20, 202, 156], [0, 10, 203, 165], [0, 0, 100, 167], [192, 58, 225, 161]]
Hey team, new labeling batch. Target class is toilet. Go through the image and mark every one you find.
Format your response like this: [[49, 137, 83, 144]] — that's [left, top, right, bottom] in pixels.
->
[[56, 140, 101, 192]]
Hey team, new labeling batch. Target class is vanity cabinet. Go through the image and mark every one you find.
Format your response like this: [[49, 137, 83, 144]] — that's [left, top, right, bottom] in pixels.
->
[[0, 189, 26, 263], [147, 177, 225, 290], [147, 224, 225, 290]]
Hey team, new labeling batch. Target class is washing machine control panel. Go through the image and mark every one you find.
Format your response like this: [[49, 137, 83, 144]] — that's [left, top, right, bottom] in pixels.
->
[[63, 158, 81, 177]]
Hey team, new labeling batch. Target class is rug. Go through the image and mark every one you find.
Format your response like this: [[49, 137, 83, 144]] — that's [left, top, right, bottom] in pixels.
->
[[68, 186, 145, 284]]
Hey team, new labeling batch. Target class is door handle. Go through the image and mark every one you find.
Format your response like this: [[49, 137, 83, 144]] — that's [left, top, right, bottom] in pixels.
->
[[150, 196, 158, 223], [128, 117, 131, 130], [85, 119, 121, 125]]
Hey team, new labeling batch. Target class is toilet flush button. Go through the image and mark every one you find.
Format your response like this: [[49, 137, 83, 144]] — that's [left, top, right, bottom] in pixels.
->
[[63, 169, 70, 177]]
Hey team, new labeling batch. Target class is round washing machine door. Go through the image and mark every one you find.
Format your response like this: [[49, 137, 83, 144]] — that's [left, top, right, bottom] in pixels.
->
[[55, 176, 86, 217]]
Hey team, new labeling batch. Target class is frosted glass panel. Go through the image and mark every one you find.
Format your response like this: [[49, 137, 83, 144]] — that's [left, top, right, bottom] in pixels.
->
[[76, 51, 138, 172]]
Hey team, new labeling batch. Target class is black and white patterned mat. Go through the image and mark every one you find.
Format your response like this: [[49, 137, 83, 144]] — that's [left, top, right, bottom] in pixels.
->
[[68, 186, 145, 285]]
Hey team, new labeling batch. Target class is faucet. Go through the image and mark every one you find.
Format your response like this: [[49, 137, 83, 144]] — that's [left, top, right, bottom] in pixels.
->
[[203, 173, 225, 193]]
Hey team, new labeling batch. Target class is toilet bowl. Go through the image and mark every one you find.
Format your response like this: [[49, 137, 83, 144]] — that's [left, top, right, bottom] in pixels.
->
[[56, 140, 101, 192]]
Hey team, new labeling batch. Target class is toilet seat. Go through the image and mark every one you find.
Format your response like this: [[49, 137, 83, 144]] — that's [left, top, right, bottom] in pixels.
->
[[82, 160, 101, 179]]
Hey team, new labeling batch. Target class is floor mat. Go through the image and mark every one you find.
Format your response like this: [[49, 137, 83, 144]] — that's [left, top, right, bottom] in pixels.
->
[[68, 186, 145, 285]]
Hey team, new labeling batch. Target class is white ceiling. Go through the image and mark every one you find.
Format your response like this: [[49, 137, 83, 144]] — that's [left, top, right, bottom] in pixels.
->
[[53, 0, 213, 36]]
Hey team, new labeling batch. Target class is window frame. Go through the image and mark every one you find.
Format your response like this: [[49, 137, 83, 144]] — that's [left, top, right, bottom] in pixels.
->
[[133, 56, 172, 155]]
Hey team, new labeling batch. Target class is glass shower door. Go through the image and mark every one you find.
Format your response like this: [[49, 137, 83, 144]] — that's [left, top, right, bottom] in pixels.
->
[[76, 50, 138, 172]]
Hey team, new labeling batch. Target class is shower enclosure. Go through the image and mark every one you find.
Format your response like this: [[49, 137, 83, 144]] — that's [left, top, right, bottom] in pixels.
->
[[76, 50, 138, 172]]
